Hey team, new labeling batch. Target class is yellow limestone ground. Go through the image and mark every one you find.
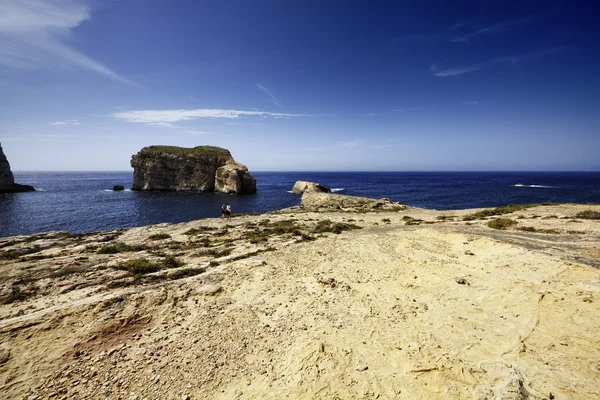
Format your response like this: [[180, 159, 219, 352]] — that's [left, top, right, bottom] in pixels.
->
[[0, 204, 598, 399]]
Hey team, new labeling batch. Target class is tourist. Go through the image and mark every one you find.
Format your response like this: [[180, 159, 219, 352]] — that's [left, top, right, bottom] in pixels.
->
[[221, 203, 227, 219], [225, 203, 232, 219]]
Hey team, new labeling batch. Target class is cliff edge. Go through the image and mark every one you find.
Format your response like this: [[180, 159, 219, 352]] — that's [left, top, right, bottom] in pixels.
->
[[130, 145, 256, 194], [0, 143, 34, 194]]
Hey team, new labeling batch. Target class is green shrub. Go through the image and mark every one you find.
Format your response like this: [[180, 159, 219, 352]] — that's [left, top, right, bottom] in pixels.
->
[[162, 255, 184, 269], [113, 259, 160, 275], [463, 204, 538, 221], [98, 242, 146, 254], [487, 218, 517, 230], [575, 210, 600, 220], [149, 233, 171, 240], [167, 267, 205, 280]]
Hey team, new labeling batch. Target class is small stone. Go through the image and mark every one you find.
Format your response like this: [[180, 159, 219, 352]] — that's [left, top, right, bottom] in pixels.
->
[[198, 284, 223, 296], [455, 277, 470, 285], [355, 364, 368, 372]]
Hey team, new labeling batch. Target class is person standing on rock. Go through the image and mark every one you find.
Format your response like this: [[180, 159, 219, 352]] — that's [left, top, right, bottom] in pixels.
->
[[225, 203, 232, 219], [221, 203, 227, 219]]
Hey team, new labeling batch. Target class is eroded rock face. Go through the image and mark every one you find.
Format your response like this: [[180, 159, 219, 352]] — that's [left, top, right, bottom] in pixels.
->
[[301, 191, 406, 212], [0, 144, 34, 194], [291, 181, 331, 194], [215, 162, 256, 194], [130, 145, 256, 194]]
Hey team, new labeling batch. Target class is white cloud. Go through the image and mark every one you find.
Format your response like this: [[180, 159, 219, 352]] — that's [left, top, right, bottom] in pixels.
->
[[111, 108, 309, 124], [461, 101, 479, 105], [257, 83, 283, 109], [431, 48, 562, 77], [337, 138, 365, 149], [430, 63, 485, 77], [452, 15, 541, 43], [49, 119, 80, 126], [184, 130, 211, 135], [0, 0, 133, 84]]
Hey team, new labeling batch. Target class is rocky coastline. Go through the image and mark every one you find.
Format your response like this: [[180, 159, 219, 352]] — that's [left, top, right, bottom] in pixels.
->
[[0, 191, 599, 399]]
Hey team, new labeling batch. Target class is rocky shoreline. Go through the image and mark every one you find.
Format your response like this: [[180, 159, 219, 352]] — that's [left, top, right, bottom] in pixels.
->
[[1, 200, 599, 399]]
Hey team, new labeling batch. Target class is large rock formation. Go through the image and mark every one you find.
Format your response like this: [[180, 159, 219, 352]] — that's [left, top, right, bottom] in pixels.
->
[[130, 145, 256, 194], [291, 180, 331, 194], [301, 191, 406, 212], [0, 143, 34, 194]]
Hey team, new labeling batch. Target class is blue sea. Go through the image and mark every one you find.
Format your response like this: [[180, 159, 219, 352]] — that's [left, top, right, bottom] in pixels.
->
[[1, 171, 599, 238]]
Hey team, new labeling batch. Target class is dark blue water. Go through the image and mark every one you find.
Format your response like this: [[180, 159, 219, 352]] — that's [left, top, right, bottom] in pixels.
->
[[1, 171, 598, 238]]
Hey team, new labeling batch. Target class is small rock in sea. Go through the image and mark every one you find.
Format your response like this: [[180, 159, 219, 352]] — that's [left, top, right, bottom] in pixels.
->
[[355, 364, 368, 372], [112, 185, 125, 191], [455, 277, 470, 285]]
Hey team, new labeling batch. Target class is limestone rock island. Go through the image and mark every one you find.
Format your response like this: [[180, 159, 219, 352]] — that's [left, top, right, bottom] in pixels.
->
[[130, 145, 256, 194], [0, 143, 34, 194]]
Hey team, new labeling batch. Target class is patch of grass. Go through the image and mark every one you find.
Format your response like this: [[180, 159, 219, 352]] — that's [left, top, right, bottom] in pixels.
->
[[51, 266, 86, 278], [463, 204, 539, 221], [148, 233, 171, 240], [167, 267, 205, 280], [436, 215, 456, 221], [575, 210, 600, 220], [382, 218, 391, 223], [209, 260, 219, 267], [98, 242, 146, 254], [487, 218, 517, 230], [248, 235, 268, 244], [299, 233, 316, 241], [313, 220, 361, 234], [0, 246, 42, 260], [113, 258, 161, 275], [162, 255, 184, 269], [403, 216, 423, 225], [213, 248, 233, 257], [518, 226, 537, 232]]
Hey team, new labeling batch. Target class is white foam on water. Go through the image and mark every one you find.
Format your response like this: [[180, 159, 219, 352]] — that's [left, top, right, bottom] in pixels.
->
[[287, 190, 295, 194], [330, 188, 344, 192], [513, 184, 553, 188]]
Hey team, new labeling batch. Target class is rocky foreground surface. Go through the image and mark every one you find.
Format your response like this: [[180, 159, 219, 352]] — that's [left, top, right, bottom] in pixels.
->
[[0, 201, 599, 399]]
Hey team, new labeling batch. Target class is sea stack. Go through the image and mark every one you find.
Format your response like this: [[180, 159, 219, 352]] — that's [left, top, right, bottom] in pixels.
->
[[130, 145, 256, 194], [0, 143, 35, 194]]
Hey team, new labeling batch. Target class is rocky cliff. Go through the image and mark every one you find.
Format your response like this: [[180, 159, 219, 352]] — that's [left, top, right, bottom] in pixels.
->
[[130, 145, 256, 194], [291, 180, 331, 194], [0, 144, 34, 194]]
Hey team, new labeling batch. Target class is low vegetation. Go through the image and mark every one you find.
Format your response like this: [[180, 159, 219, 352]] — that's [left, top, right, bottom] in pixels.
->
[[463, 204, 539, 221], [313, 220, 361, 234], [98, 242, 146, 254], [148, 233, 171, 240], [487, 218, 517, 230], [575, 210, 600, 220]]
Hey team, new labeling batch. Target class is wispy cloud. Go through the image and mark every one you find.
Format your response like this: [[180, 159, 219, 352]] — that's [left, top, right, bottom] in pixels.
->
[[0, 0, 133, 84], [461, 101, 479, 105], [111, 108, 310, 125], [336, 138, 365, 149], [49, 119, 80, 126], [431, 47, 563, 77], [257, 84, 283, 109], [184, 130, 211, 135], [452, 15, 541, 43]]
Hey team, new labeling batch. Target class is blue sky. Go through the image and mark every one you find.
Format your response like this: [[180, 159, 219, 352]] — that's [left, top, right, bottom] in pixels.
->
[[1, 0, 598, 171]]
